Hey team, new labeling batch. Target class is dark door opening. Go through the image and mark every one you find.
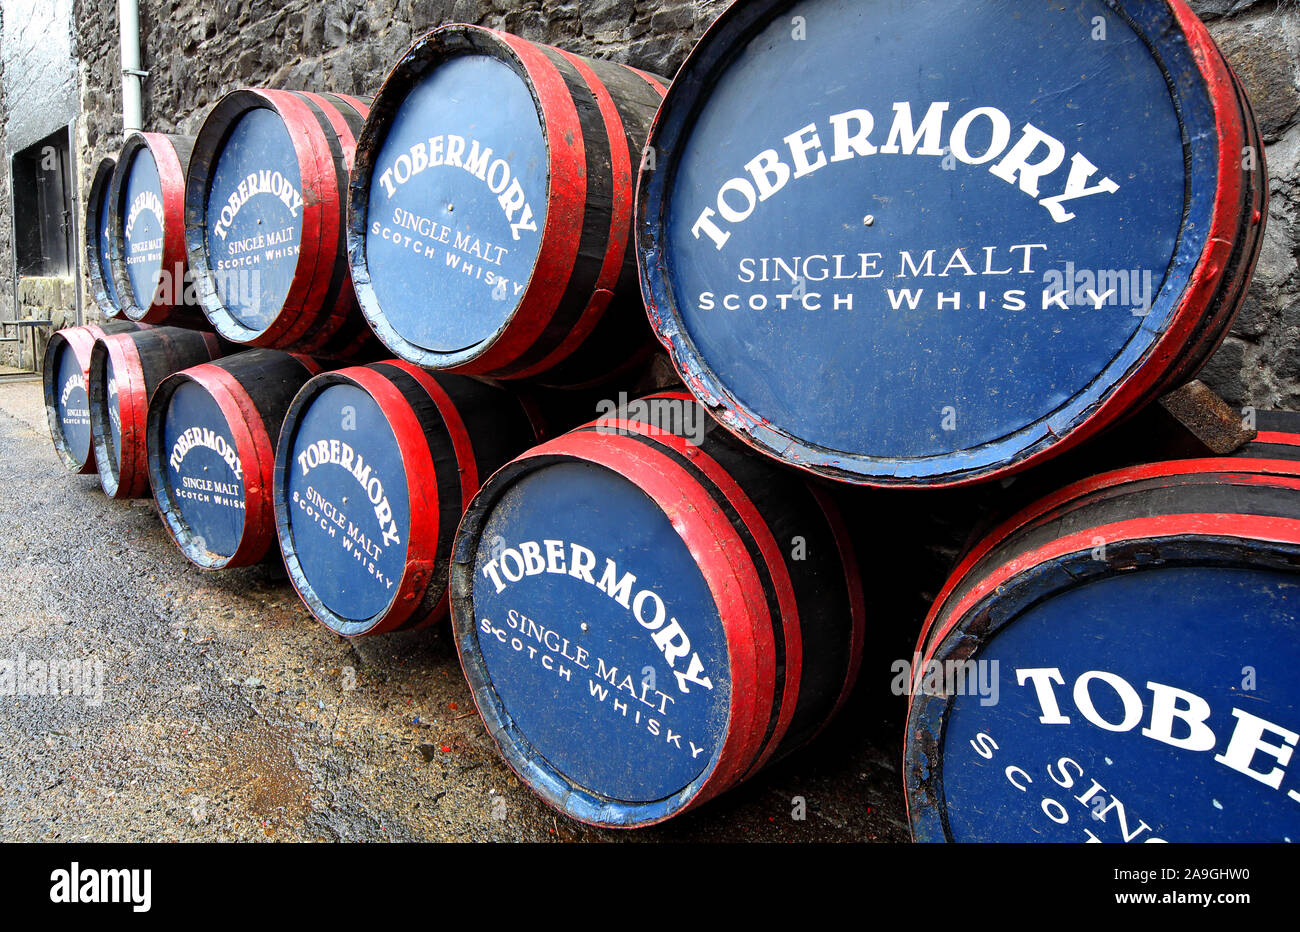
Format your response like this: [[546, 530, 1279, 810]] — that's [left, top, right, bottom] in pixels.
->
[[12, 126, 75, 278]]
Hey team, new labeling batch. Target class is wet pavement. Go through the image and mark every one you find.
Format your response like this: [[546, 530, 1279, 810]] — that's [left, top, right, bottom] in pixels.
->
[[0, 379, 910, 842]]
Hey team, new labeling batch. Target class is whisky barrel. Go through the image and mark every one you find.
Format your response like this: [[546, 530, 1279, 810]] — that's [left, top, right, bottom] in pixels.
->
[[43, 321, 147, 474], [88, 326, 226, 499], [85, 157, 123, 318], [109, 132, 205, 326], [147, 349, 322, 569], [638, 0, 1267, 486], [273, 361, 540, 636], [448, 392, 866, 827], [186, 89, 380, 359], [905, 424, 1300, 842], [348, 25, 666, 386]]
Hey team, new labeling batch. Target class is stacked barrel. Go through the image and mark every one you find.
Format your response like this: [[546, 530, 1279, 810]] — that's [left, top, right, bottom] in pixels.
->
[[147, 350, 321, 569], [40, 2, 1292, 841], [109, 132, 204, 327], [450, 395, 865, 826], [904, 413, 1300, 843], [347, 25, 666, 387], [637, 0, 1265, 487], [185, 89, 378, 358], [44, 320, 146, 473], [85, 158, 123, 319], [88, 326, 226, 499], [273, 362, 541, 635]]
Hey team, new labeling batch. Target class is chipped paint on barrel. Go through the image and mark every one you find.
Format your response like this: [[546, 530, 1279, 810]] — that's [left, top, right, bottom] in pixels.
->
[[160, 381, 247, 559], [906, 448, 1300, 842], [202, 107, 304, 332], [281, 382, 412, 625], [362, 54, 547, 355], [638, 0, 1262, 486]]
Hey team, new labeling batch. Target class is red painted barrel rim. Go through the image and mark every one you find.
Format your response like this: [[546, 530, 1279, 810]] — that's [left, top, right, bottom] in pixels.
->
[[501, 48, 639, 380]]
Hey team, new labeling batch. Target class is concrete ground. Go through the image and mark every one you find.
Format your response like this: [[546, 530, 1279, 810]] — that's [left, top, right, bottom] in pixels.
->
[[0, 378, 910, 842]]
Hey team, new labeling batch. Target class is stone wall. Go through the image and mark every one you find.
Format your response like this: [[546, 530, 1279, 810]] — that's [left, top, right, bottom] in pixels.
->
[[1193, 0, 1300, 410], [43, 0, 1300, 410]]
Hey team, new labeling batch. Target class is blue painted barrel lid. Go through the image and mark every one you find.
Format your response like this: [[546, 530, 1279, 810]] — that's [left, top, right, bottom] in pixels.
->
[[910, 551, 1300, 843], [53, 342, 91, 467], [202, 106, 304, 332], [282, 382, 412, 630], [639, 0, 1227, 485], [95, 176, 121, 310], [464, 459, 731, 821], [160, 381, 246, 559], [121, 146, 167, 308], [359, 51, 549, 362]]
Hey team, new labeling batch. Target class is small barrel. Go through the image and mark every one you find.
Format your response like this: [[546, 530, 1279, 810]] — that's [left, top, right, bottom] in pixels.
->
[[147, 349, 322, 569], [186, 88, 380, 358], [348, 25, 667, 385], [637, 0, 1266, 486], [905, 423, 1300, 843], [273, 361, 541, 636], [85, 157, 123, 318], [88, 326, 225, 499], [43, 321, 147, 474], [448, 392, 866, 827], [109, 132, 204, 326]]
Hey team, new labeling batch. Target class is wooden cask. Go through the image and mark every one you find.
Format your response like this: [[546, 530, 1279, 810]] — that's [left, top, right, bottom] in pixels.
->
[[273, 361, 541, 636], [637, 0, 1266, 486], [905, 417, 1300, 842], [85, 157, 123, 318], [109, 132, 205, 327], [348, 25, 666, 386], [147, 349, 322, 568], [449, 392, 866, 827], [185, 88, 379, 358], [43, 321, 147, 474], [88, 326, 226, 498]]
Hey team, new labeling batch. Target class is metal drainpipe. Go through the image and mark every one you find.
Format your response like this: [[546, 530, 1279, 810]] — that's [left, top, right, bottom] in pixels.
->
[[119, 0, 144, 133]]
